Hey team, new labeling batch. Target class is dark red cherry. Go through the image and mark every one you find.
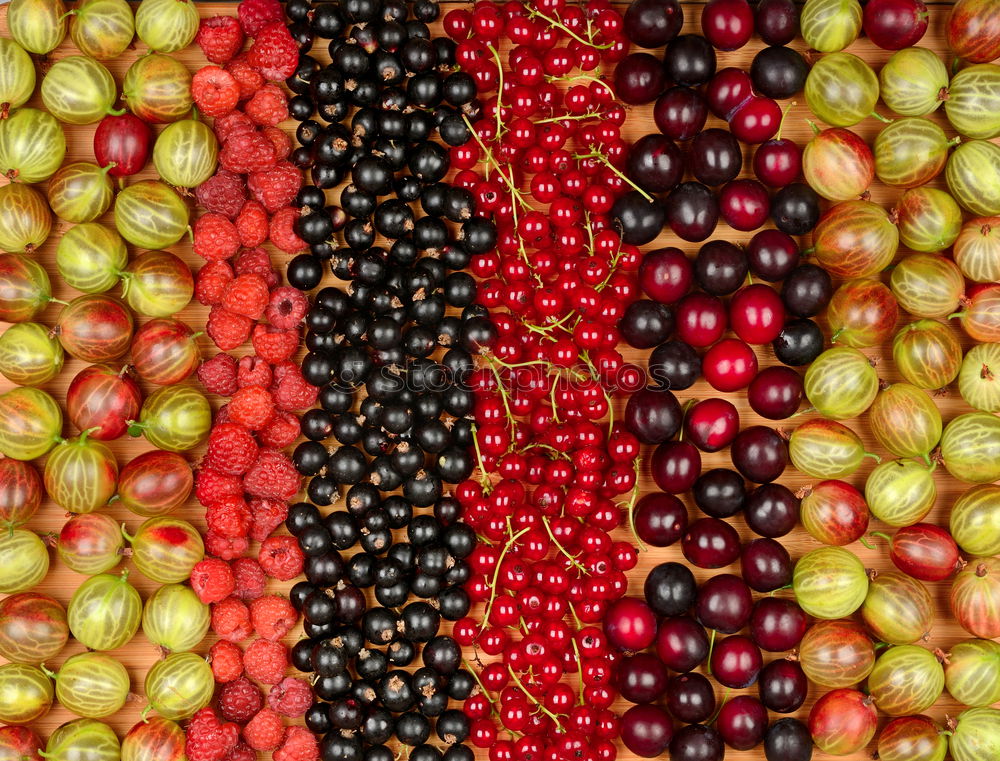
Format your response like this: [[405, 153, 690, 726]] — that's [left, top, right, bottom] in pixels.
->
[[719, 179, 770, 231], [654, 86, 709, 142], [702, 337, 758, 391], [701, 0, 754, 51], [683, 398, 740, 453], [731, 426, 788, 484], [656, 616, 711, 672], [624, 0, 684, 48], [621, 705, 673, 758], [758, 658, 809, 714], [749, 597, 808, 652], [748, 366, 804, 419], [730, 96, 782, 144], [614, 53, 669, 105], [696, 574, 753, 633], [682, 517, 741, 569], [756, 0, 799, 45], [689, 128, 742, 186], [706, 67, 753, 120], [633, 493, 688, 547], [710, 635, 763, 689], [729, 284, 786, 345], [665, 182, 720, 242], [746, 229, 800, 280], [694, 240, 748, 296], [651, 440, 702, 494], [741, 537, 793, 592], [753, 138, 802, 187], [639, 247, 693, 304], [664, 34, 717, 87], [670, 725, 726, 761], [624, 386, 682, 444], [717, 695, 769, 750], [603, 597, 658, 652], [693, 468, 747, 518], [626, 134, 685, 193], [666, 673, 716, 723], [616, 652, 670, 704], [863, 0, 928, 49], [674, 292, 727, 347], [744, 483, 800, 538]]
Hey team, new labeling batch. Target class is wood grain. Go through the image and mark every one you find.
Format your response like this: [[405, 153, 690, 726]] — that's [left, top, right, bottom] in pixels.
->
[[0, 2, 996, 761]]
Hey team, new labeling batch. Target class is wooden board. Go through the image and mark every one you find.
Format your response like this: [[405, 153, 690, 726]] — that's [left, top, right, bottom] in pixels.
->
[[0, 2, 995, 760]]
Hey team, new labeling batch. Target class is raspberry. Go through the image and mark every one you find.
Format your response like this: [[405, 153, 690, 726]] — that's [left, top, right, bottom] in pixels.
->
[[246, 449, 300, 502], [194, 213, 240, 262], [211, 597, 252, 643], [214, 111, 255, 143], [224, 743, 255, 761], [195, 171, 247, 220], [238, 0, 284, 36], [219, 677, 264, 724], [196, 16, 245, 64], [195, 467, 243, 506], [243, 638, 288, 684], [205, 531, 250, 561], [229, 385, 276, 430], [258, 534, 305, 581], [261, 126, 291, 160], [214, 404, 232, 425], [273, 727, 319, 761], [207, 306, 253, 352], [234, 356, 270, 390], [242, 708, 283, 752], [191, 557, 236, 604], [209, 640, 244, 683], [271, 368, 319, 412], [245, 84, 289, 127], [249, 497, 289, 542], [248, 161, 301, 212], [233, 247, 279, 289], [197, 352, 239, 396], [258, 410, 300, 449], [235, 200, 269, 248], [267, 678, 313, 718], [231, 557, 266, 600], [206, 495, 252, 539], [195, 260, 235, 307], [249, 595, 297, 641], [269, 207, 308, 254], [222, 273, 270, 320], [251, 324, 300, 364], [265, 287, 309, 330], [186, 707, 239, 761], [220, 132, 277, 175], [270, 360, 297, 386], [247, 23, 299, 81], [205, 423, 259, 476], [225, 54, 266, 100], [192, 66, 240, 118]]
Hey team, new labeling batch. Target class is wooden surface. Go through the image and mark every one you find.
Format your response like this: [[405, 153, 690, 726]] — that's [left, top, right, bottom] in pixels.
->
[[0, 2, 996, 760]]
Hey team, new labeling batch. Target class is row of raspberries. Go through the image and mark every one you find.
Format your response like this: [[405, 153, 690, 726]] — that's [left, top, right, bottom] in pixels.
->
[[184, 3, 317, 761]]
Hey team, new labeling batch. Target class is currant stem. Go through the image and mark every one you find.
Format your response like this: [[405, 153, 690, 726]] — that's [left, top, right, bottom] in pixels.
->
[[506, 665, 566, 731], [574, 150, 655, 203], [526, 6, 614, 49], [541, 516, 589, 574], [479, 527, 531, 631]]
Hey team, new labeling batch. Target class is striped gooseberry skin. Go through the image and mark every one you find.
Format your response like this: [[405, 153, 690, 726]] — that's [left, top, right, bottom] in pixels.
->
[[808, 688, 878, 756], [121, 251, 194, 318], [44, 719, 120, 761], [804, 346, 879, 419], [121, 54, 192, 125], [804, 52, 879, 127], [44, 434, 118, 515], [868, 383, 942, 458], [792, 546, 869, 620], [0, 593, 68, 664], [954, 216, 1000, 282], [879, 48, 948, 117], [946, 139, 1000, 216], [0, 253, 52, 324], [142, 583, 210, 653], [0, 664, 53, 725], [0, 183, 51, 254], [0, 727, 43, 761], [130, 319, 200, 386], [0, 387, 62, 461], [134, 0, 198, 53], [0, 458, 42, 528], [950, 707, 1000, 761], [861, 571, 933, 645], [948, 0, 1000, 63], [895, 189, 964, 254], [945, 63, 1000, 140], [116, 450, 193, 517], [799, 619, 876, 688], [0, 108, 67, 183], [39, 56, 117, 126], [951, 484, 1000, 557], [144, 652, 214, 720], [802, 126, 874, 201], [952, 557, 1000, 639], [0, 322, 65, 386], [874, 117, 953, 187], [957, 283, 1000, 342], [114, 180, 190, 250], [799, 479, 869, 546], [959, 342, 1000, 412], [132, 386, 212, 453], [812, 200, 899, 279], [53, 652, 129, 718], [121, 717, 186, 761], [891, 319, 963, 389], [56, 294, 134, 363], [0, 529, 49, 595], [0, 38, 35, 112], [152, 119, 218, 189], [885, 523, 962, 582], [890, 252, 964, 319], [865, 459, 936, 527], [69, 0, 134, 60], [7, 0, 66, 55], [941, 412, 1000, 484], [800, 0, 862, 53], [877, 716, 948, 761], [789, 418, 875, 479], [67, 571, 141, 651], [945, 639, 1000, 707], [867, 645, 944, 717], [57, 513, 124, 576], [54, 220, 124, 289], [128, 517, 204, 584], [827, 278, 898, 348], [66, 363, 142, 442]]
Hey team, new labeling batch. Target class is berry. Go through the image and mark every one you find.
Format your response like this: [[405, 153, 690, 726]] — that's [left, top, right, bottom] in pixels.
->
[[195, 261, 235, 307], [229, 385, 276, 430], [207, 306, 253, 352], [198, 352, 239, 396], [219, 677, 264, 724], [211, 597, 253, 643], [205, 531, 250, 561], [196, 16, 245, 65], [258, 534, 304, 580], [243, 638, 288, 684], [194, 213, 240, 262], [195, 467, 243, 506], [251, 324, 299, 364], [237, 355, 273, 389], [236, 201, 270, 248], [209, 640, 244, 683], [186, 707, 239, 761], [224, 743, 255, 761], [246, 449, 301, 502], [266, 678, 312, 718], [269, 207, 308, 254], [271, 368, 318, 412], [249, 496, 289, 541], [205, 423, 259, 476], [247, 23, 299, 82], [221, 132, 277, 175], [259, 411, 300, 448], [262, 126, 291, 160], [245, 84, 289, 127], [231, 556, 266, 600], [206, 495, 252, 539], [265, 287, 308, 330], [249, 594, 297, 640], [191, 557, 237, 604], [234, 247, 279, 288], [273, 727, 318, 761], [248, 161, 301, 212], [214, 110, 256, 143], [225, 54, 266, 100], [196, 171, 247, 220], [223, 273, 271, 320], [243, 708, 284, 752], [192, 66, 240, 119], [238, 0, 284, 36]]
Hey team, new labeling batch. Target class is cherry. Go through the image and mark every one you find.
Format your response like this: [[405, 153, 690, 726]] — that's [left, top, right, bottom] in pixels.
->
[[664, 34, 717, 87], [729, 96, 781, 144], [706, 67, 753, 120], [747, 366, 804, 419], [614, 53, 669, 105], [731, 425, 788, 484], [719, 179, 770, 231], [701, 0, 754, 50], [770, 183, 820, 235], [755, 0, 799, 45], [639, 246, 693, 304], [616, 652, 669, 704], [675, 293, 727, 347], [773, 319, 825, 367], [655, 616, 710, 672], [741, 537, 793, 592], [863, 0, 928, 49], [692, 468, 746, 518], [611, 191, 666, 245], [696, 574, 753, 633], [765, 719, 813, 761], [744, 483, 800, 538], [619, 299, 674, 349], [649, 340, 702, 390], [749, 597, 808, 652], [782, 263, 833, 317], [730, 284, 785, 345], [626, 134, 684, 193], [753, 138, 802, 187], [670, 725, 726, 761], [653, 86, 709, 141], [644, 561, 698, 617], [665, 182, 720, 242], [603, 597, 657, 652], [746, 229, 800, 281], [750, 46, 809, 100], [623, 0, 684, 48], [758, 658, 809, 714], [666, 673, 716, 723], [689, 128, 742, 186], [703, 337, 758, 391], [716, 695, 769, 750], [633, 493, 688, 547], [694, 240, 748, 296], [683, 398, 740, 453], [682, 517, 741, 568], [651, 440, 702, 493], [624, 386, 682, 444], [711, 634, 763, 689], [621, 705, 673, 758]]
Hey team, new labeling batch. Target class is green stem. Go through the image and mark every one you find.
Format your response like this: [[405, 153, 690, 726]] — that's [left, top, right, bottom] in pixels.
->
[[526, 6, 613, 49], [705, 629, 717, 677], [541, 518, 588, 573], [506, 665, 566, 731], [574, 150, 654, 202], [479, 528, 530, 631]]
